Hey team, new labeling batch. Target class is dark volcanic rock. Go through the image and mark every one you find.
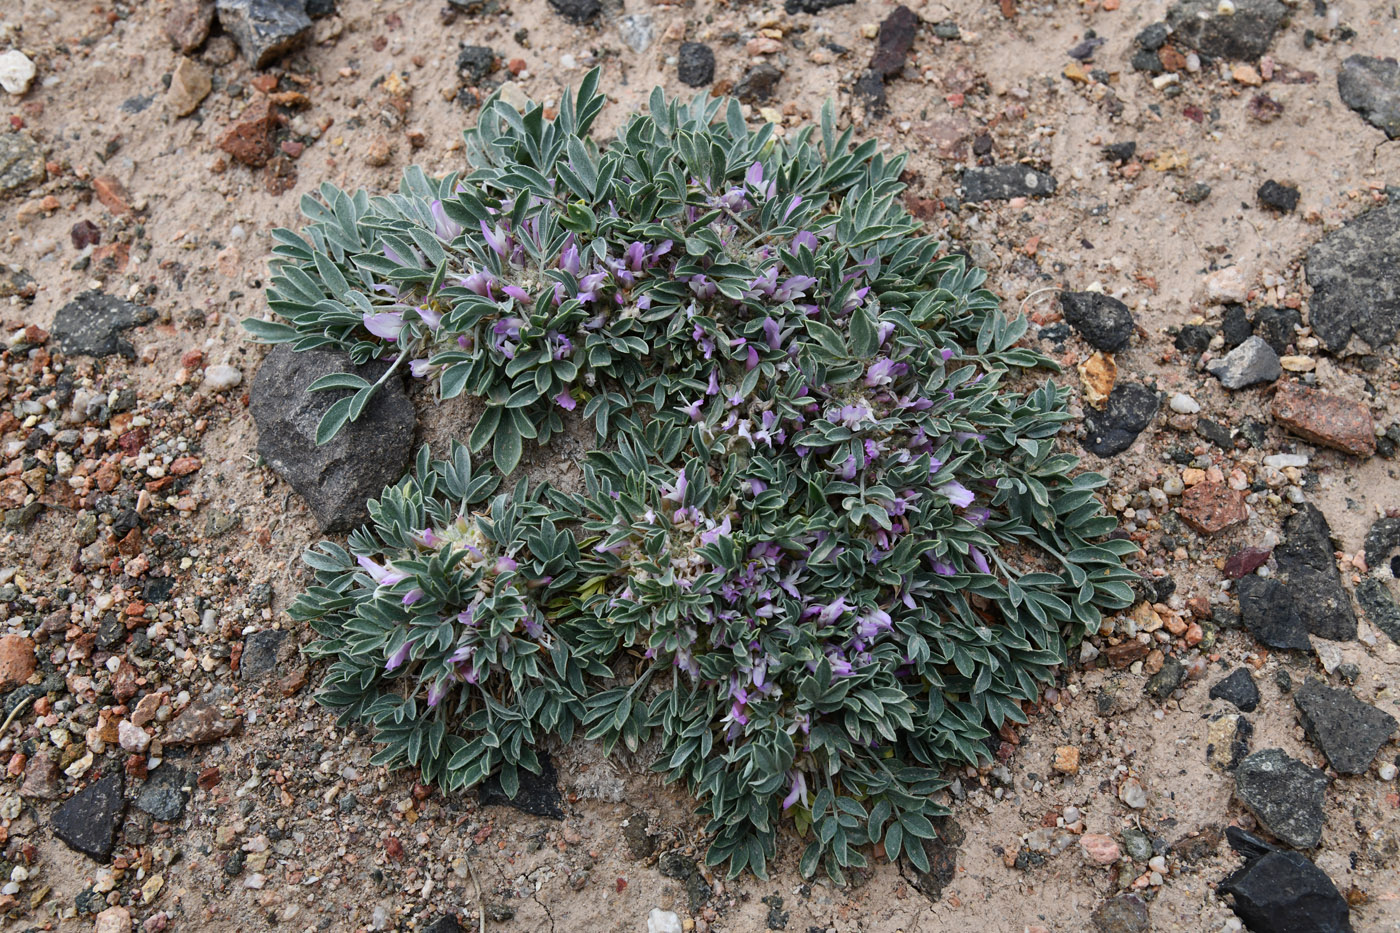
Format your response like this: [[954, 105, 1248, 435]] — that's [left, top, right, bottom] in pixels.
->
[[1257, 180, 1299, 213], [456, 46, 498, 84], [52, 772, 125, 862], [249, 345, 415, 533], [961, 164, 1057, 202], [1220, 850, 1353, 933], [1165, 0, 1286, 61], [1090, 893, 1150, 933], [480, 752, 564, 819], [869, 6, 919, 77], [622, 811, 655, 859], [1294, 678, 1397, 775], [1274, 504, 1357, 642], [1210, 668, 1260, 712], [734, 64, 783, 103], [785, 0, 855, 12], [1174, 323, 1213, 354], [1144, 657, 1186, 702], [52, 291, 156, 359], [657, 851, 713, 912], [1235, 576, 1310, 651], [1305, 201, 1400, 351], [1357, 577, 1400, 645], [135, 766, 191, 822], [1337, 55, 1400, 139], [240, 629, 284, 680], [0, 131, 46, 198], [421, 917, 462, 933], [547, 0, 599, 24], [1253, 306, 1301, 355], [1059, 291, 1135, 352], [902, 816, 963, 901], [1135, 23, 1169, 51], [1235, 748, 1327, 849], [304, 0, 335, 16], [1362, 516, 1400, 569], [854, 70, 887, 113], [215, 0, 313, 69], [677, 42, 715, 88], [1103, 141, 1137, 163], [1083, 383, 1159, 457], [1221, 304, 1252, 350]]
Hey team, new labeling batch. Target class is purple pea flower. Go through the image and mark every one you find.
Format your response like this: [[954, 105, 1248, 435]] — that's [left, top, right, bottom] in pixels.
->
[[426, 680, 447, 707], [792, 230, 819, 252], [402, 588, 425, 607], [480, 220, 508, 257], [357, 555, 408, 586], [555, 390, 577, 411], [940, 481, 975, 509], [363, 311, 404, 341], [385, 641, 412, 672], [782, 771, 808, 810], [429, 200, 463, 240]]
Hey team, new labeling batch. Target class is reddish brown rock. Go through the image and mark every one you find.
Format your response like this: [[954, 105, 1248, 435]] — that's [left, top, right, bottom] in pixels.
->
[[1224, 546, 1272, 578], [1106, 640, 1150, 668], [164, 0, 215, 54], [164, 694, 242, 746], [92, 175, 132, 215], [1178, 482, 1248, 534], [217, 99, 283, 168], [1271, 382, 1376, 457], [19, 753, 62, 799], [0, 634, 36, 690]]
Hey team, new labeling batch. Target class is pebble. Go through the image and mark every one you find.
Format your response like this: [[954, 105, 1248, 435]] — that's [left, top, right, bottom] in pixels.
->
[[1207, 336, 1281, 390], [961, 165, 1058, 202], [1262, 453, 1307, 469], [677, 43, 715, 88], [1234, 748, 1327, 849], [1118, 777, 1148, 809], [1270, 382, 1375, 457], [1293, 678, 1397, 775], [1257, 180, 1299, 213], [1204, 266, 1249, 303], [0, 633, 37, 690], [1178, 481, 1248, 534], [0, 49, 37, 96], [215, 0, 313, 68], [1337, 54, 1400, 140], [648, 909, 683, 933], [1169, 393, 1200, 414], [1080, 833, 1120, 864], [204, 364, 244, 390], [1305, 201, 1400, 351], [166, 57, 213, 117]]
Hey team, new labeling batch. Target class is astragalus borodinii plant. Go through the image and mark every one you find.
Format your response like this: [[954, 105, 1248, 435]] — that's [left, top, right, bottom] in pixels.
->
[[248, 70, 1136, 881]]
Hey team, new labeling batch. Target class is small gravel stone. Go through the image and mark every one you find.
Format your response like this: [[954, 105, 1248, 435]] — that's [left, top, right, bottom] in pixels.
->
[[1091, 892, 1150, 933], [1207, 336, 1280, 389], [215, 0, 313, 68], [1059, 291, 1135, 352], [1083, 383, 1159, 457], [1210, 668, 1260, 712], [1257, 180, 1299, 213], [1337, 54, 1400, 139], [1270, 382, 1376, 457], [1080, 833, 1120, 864], [0, 49, 38, 96], [1294, 678, 1397, 775], [548, 0, 601, 25], [1235, 748, 1327, 849], [1164, 0, 1286, 61], [0, 131, 45, 197], [1169, 393, 1200, 414], [961, 165, 1058, 202], [1118, 777, 1148, 809], [677, 42, 716, 88], [1177, 481, 1248, 534], [52, 773, 126, 862]]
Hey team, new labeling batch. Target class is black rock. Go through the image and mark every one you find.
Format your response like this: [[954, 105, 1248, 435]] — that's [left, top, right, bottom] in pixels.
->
[[1196, 418, 1235, 450], [1294, 678, 1397, 775], [1090, 893, 1151, 933], [960, 164, 1057, 202], [854, 70, 887, 113], [902, 816, 962, 901], [1039, 322, 1072, 345], [1180, 181, 1212, 204], [1362, 515, 1400, 569], [456, 45, 498, 84], [1337, 55, 1400, 139], [1221, 304, 1253, 350], [421, 917, 463, 933], [1130, 49, 1164, 74], [657, 851, 713, 912], [1059, 291, 1135, 352], [1275, 504, 1356, 642], [1235, 748, 1327, 849], [249, 345, 415, 533], [547, 0, 599, 24], [1236, 576, 1310, 651], [135, 766, 191, 822], [1165, 0, 1286, 61], [1082, 383, 1159, 457], [304, 0, 335, 17], [1068, 37, 1105, 61], [1174, 323, 1213, 354], [1135, 22, 1170, 51], [1144, 657, 1186, 702], [96, 615, 126, 651], [870, 5, 919, 77], [1225, 825, 1277, 860], [1220, 850, 1353, 933], [1357, 577, 1400, 646], [1305, 201, 1400, 351], [52, 772, 126, 862], [734, 64, 782, 104], [240, 629, 284, 680], [1253, 306, 1301, 355], [622, 810, 655, 859], [215, 0, 313, 69], [52, 291, 156, 359], [1103, 141, 1137, 163], [1258, 180, 1299, 213], [785, 0, 855, 12], [677, 42, 715, 88], [480, 752, 563, 819], [1210, 668, 1260, 712]]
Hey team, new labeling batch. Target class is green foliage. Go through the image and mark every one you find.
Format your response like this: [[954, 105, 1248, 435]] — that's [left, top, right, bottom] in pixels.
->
[[265, 71, 1135, 881]]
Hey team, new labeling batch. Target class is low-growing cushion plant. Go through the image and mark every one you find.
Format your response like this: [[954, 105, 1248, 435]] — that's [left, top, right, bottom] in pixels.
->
[[248, 70, 1136, 881]]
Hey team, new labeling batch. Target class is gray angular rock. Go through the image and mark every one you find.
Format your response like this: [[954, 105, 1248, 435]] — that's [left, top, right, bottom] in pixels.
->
[[1305, 201, 1400, 351], [1362, 515, 1400, 570], [249, 345, 414, 533], [135, 766, 191, 822], [1294, 678, 1397, 775], [1165, 0, 1286, 61], [1337, 55, 1400, 139], [240, 628, 284, 680], [1144, 656, 1186, 702], [52, 291, 156, 359], [1210, 668, 1260, 712], [1357, 577, 1400, 646], [1235, 748, 1327, 849], [961, 165, 1057, 202], [1220, 850, 1353, 933], [52, 772, 126, 862], [1275, 505, 1356, 642], [1082, 383, 1159, 457], [1059, 291, 1135, 352], [0, 131, 46, 198], [1207, 336, 1279, 389], [617, 13, 654, 53], [215, 0, 312, 68], [547, 0, 600, 24], [1236, 576, 1310, 651]]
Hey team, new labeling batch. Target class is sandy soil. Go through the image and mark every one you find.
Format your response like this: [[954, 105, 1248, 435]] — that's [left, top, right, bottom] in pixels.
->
[[2, 0, 1399, 931]]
